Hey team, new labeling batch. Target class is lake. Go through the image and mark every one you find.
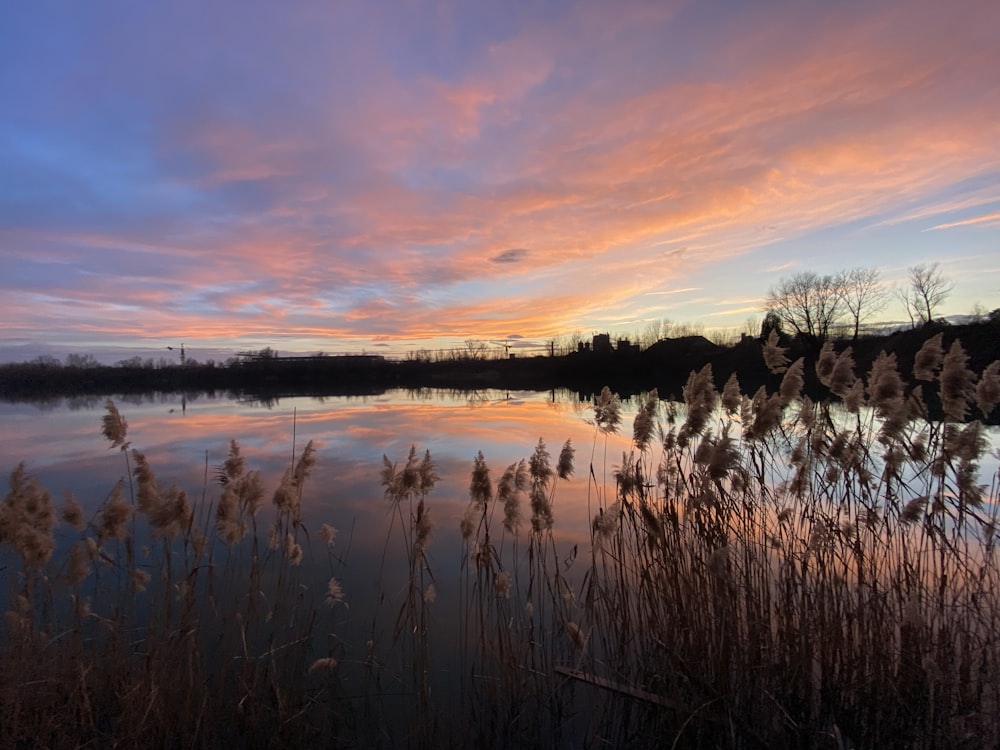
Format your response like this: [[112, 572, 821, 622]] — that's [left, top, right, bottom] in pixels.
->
[[1, 388, 647, 744], [3, 385, 1000, 747], [0, 387, 638, 541]]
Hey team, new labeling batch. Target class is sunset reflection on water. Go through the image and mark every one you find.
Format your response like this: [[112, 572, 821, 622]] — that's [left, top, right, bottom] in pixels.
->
[[0, 388, 638, 603]]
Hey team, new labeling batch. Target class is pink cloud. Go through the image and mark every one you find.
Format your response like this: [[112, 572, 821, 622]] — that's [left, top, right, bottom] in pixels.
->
[[4, 0, 999, 354]]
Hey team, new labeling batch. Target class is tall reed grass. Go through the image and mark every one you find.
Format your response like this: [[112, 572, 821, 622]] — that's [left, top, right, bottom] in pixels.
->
[[2, 334, 999, 748]]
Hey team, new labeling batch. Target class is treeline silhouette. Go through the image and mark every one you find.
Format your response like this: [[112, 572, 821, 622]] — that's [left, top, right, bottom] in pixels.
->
[[2, 319, 998, 421]]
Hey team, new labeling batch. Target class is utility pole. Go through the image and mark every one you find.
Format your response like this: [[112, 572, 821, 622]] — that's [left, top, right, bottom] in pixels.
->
[[167, 343, 186, 365]]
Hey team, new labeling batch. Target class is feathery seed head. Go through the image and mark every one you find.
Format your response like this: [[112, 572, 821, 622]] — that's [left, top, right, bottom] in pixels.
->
[[867, 352, 904, 417], [682, 365, 717, 437], [2, 466, 57, 569], [913, 332, 944, 381], [632, 390, 659, 452], [779, 358, 805, 406], [460, 505, 478, 541], [240, 471, 264, 515], [97, 482, 133, 543], [816, 341, 837, 386], [975, 361, 1000, 416], [469, 452, 492, 509], [593, 386, 622, 434], [273, 468, 298, 514], [61, 491, 85, 530], [529, 485, 553, 533], [529, 439, 552, 488], [940, 340, 977, 421], [132, 450, 159, 514], [614, 452, 641, 499], [762, 330, 789, 374], [843, 379, 866, 412], [101, 400, 129, 450], [400, 446, 420, 495], [721, 373, 742, 415], [900, 495, 928, 525], [748, 391, 783, 441], [495, 570, 511, 599], [945, 421, 986, 463], [380, 455, 397, 495], [419, 449, 438, 494], [797, 396, 816, 430], [223, 440, 245, 481], [293, 440, 317, 488], [592, 502, 621, 546], [309, 657, 338, 675], [319, 523, 337, 547], [65, 540, 91, 586], [501, 468, 522, 534], [325, 577, 344, 606], [557, 439, 575, 480], [829, 348, 857, 398], [150, 486, 191, 539]]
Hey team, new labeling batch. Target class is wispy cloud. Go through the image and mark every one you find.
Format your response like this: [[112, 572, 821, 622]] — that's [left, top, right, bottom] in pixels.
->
[[926, 211, 1000, 231], [1, 0, 998, 355], [765, 262, 796, 273], [643, 288, 701, 297]]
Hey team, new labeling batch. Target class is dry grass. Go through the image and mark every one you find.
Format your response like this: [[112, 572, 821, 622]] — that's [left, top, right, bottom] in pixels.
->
[[453, 336, 1000, 748], [2, 336, 1000, 748], [1, 409, 345, 749]]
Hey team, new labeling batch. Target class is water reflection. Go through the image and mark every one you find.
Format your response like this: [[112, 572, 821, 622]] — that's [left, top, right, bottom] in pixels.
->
[[1, 388, 639, 731], [4, 387, 1000, 745], [0, 387, 635, 563]]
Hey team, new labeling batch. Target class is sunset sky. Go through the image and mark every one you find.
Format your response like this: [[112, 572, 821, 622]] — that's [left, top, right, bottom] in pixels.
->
[[2, 0, 999, 362]]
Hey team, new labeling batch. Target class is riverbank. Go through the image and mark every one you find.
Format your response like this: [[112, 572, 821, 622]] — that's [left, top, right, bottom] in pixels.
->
[[2, 320, 999, 421]]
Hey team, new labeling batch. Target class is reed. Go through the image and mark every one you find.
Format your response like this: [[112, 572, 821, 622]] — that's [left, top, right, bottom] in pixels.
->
[[2, 336, 999, 748]]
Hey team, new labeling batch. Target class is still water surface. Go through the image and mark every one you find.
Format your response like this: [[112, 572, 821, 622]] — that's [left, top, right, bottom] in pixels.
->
[[0, 389, 637, 536], [0, 388, 638, 649], [4, 388, 1000, 744], [4, 387, 999, 572]]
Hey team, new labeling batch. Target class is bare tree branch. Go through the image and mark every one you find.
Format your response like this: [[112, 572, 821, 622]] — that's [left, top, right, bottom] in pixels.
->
[[839, 267, 889, 341], [907, 263, 952, 324], [763, 271, 845, 344]]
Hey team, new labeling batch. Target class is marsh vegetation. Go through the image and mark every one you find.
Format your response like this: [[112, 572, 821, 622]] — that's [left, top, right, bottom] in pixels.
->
[[2, 335, 1000, 748]]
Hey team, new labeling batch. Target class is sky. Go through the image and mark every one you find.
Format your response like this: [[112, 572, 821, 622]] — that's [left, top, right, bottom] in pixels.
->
[[1, 0, 999, 363]]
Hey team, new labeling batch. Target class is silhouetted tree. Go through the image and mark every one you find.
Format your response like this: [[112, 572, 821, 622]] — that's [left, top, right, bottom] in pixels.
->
[[763, 271, 844, 344], [759, 311, 784, 340], [463, 339, 490, 360], [908, 263, 953, 325], [838, 266, 889, 341], [64, 353, 100, 368]]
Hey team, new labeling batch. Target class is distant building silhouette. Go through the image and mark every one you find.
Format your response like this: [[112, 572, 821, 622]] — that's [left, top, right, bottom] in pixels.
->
[[592, 333, 612, 354], [576, 333, 638, 355]]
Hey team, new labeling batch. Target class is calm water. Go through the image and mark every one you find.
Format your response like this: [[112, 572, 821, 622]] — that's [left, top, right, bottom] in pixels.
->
[[3, 387, 998, 567], [0, 388, 638, 658], [4, 388, 1000, 744], [0, 388, 638, 537]]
